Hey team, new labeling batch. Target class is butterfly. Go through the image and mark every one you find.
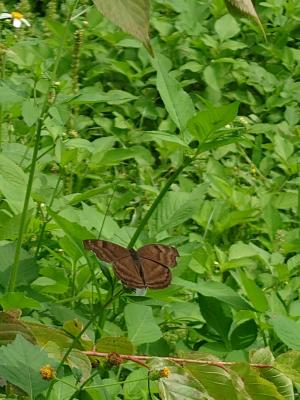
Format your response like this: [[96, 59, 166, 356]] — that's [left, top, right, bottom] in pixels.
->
[[83, 240, 179, 289]]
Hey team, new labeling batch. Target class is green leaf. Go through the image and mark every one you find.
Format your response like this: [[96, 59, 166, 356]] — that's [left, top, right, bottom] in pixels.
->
[[272, 316, 300, 349], [124, 304, 162, 346], [48, 210, 93, 253], [188, 103, 239, 143], [123, 368, 149, 399], [198, 295, 232, 344], [0, 154, 33, 213], [98, 146, 153, 166], [70, 88, 137, 105], [186, 357, 240, 400], [158, 364, 213, 399], [154, 54, 195, 139], [21, 99, 40, 126], [240, 367, 285, 400], [0, 83, 24, 104], [174, 278, 252, 310], [230, 319, 258, 350], [0, 243, 38, 288], [239, 271, 269, 312], [0, 292, 40, 310], [67, 349, 91, 383], [215, 14, 240, 41], [142, 131, 189, 148], [96, 336, 135, 354], [92, 0, 152, 53], [0, 335, 54, 397], [48, 376, 77, 400], [262, 203, 282, 240], [275, 351, 300, 385], [149, 190, 204, 237], [26, 322, 73, 349]]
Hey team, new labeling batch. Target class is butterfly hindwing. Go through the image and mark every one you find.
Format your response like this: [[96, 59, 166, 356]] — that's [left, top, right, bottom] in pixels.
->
[[113, 256, 146, 288], [140, 258, 172, 289]]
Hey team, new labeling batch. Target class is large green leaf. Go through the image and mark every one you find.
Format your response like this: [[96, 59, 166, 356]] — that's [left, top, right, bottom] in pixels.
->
[[154, 54, 195, 140], [275, 351, 300, 385], [174, 278, 251, 310], [0, 292, 40, 310], [149, 188, 205, 237], [185, 356, 240, 400], [156, 363, 213, 400], [0, 154, 33, 213], [0, 335, 54, 397], [188, 103, 239, 143], [0, 83, 24, 104], [272, 316, 300, 349], [239, 271, 269, 312], [92, 0, 152, 53], [124, 304, 162, 346], [0, 243, 38, 288], [198, 295, 232, 345], [240, 367, 285, 400], [229, 319, 258, 350]]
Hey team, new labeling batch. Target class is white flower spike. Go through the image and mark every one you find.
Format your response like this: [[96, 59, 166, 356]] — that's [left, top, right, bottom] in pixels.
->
[[0, 11, 30, 28]]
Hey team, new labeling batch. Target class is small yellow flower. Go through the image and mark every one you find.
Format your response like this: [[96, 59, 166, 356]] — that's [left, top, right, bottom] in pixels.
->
[[0, 11, 30, 28], [160, 367, 170, 378], [39, 364, 55, 380]]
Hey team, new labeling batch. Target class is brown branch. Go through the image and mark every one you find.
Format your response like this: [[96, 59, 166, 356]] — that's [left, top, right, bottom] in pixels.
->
[[83, 351, 273, 369]]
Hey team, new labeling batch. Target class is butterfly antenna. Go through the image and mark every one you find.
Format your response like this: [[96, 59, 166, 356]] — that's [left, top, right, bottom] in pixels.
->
[[97, 185, 117, 240]]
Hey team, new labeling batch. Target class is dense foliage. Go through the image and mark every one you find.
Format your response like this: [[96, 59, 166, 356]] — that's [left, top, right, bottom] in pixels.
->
[[0, 0, 300, 398]]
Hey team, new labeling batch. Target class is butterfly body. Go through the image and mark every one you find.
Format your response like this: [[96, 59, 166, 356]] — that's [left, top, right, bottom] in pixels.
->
[[83, 240, 179, 289]]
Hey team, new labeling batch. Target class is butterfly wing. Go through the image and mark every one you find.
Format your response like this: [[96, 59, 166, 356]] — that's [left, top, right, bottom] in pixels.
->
[[137, 244, 179, 289], [113, 256, 146, 288], [138, 244, 179, 268], [83, 240, 145, 288], [83, 239, 129, 263]]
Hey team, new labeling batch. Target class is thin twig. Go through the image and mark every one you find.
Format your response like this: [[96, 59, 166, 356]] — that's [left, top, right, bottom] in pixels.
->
[[82, 351, 273, 369]]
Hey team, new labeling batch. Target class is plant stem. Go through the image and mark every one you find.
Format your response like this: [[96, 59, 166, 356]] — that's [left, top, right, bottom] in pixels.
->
[[8, 99, 49, 292], [83, 350, 274, 369], [128, 156, 194, 248], [0, 47, 7, 149], [7, 0, 80, 292], [35, 174, 62, 257]]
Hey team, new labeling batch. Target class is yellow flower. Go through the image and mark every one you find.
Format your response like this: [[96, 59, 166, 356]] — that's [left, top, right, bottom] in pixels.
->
[[39, 364, 55, 380], [160, 367, 170, 378], [0, 11, 30, 28]]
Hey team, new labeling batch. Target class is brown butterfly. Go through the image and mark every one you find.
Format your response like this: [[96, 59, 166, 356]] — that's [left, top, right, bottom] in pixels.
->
[[83, 240, 179, 289]]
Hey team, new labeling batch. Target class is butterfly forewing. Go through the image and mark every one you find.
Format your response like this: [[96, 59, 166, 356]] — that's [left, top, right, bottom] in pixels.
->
[[138, 244, 179, 268], [83, 240, 130, 263]]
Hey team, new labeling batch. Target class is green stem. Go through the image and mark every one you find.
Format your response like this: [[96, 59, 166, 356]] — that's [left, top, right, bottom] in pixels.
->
[[35, 174, 62, 257], [7, 0, 80, 292], [0, 49, 7, 149], [128, 156, 194, 248], [8, 100, 49, 292]]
